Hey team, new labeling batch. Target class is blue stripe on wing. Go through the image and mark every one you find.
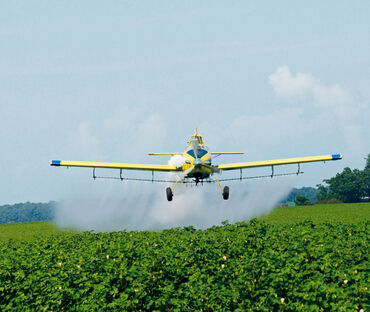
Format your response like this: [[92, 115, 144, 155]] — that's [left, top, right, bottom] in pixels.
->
[[332, 154, 342, 160]]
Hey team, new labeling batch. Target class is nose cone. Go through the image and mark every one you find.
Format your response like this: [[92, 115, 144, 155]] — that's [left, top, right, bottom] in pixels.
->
[[193, 158, 202, 165]]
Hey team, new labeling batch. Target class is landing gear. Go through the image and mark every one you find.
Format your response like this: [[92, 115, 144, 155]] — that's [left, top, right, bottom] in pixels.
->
[[214, 175, 230, 200], [166, 187, 173, 201], [222, 186, 229, 200]]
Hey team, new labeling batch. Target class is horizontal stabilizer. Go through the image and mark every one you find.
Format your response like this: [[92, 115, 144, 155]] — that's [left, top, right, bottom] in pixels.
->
[[148, 152, 244, 156], [148, 153, 183, 156]]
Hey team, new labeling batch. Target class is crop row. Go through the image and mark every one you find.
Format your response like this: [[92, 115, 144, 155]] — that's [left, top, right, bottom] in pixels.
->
[[0, 220, 368, 311]]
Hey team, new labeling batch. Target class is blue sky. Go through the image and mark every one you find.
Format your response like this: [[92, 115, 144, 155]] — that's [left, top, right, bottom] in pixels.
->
[[1, 1, 369, 204]]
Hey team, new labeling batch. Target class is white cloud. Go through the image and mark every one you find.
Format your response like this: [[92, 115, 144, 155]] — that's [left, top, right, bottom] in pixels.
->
[[65, 107, 168, 162], [200, 107, 312, 162], [136, 114, 167, 150], [312, 84, 358, 120], [268, 66, 358, 116], [103, 106, 140, 133], [268, 66, 368, 158], [313, 84, 352, 107], [67, 122, 100, 159], [268, 66, 315, 99]]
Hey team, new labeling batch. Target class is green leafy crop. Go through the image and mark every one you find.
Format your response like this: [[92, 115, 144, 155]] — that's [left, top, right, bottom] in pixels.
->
[[0, 217, 368, 311]]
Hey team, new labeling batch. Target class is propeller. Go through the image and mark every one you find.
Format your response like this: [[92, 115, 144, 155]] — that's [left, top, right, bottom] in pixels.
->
[[192, 139, 202, 165]]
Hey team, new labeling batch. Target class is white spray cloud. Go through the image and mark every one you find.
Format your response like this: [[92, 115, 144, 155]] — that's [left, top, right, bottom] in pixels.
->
[[166, 155, 187, 190], [152, 177, 296, 228], [54, 175, 296, 232], [168, 154, 186, 168]]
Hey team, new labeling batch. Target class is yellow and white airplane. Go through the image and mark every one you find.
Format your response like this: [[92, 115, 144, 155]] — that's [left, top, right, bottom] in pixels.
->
[[51, 129, 342, 201]]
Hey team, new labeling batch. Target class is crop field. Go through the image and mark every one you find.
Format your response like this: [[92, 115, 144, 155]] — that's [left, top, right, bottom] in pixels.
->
[[0, 221, 74, 242], [0, 203, 368, 311], [260, 202, 370, 225]]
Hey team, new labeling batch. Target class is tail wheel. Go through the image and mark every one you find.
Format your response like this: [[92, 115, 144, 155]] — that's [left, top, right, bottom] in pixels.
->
[[166, 187, 173, 201], [222, 186, 229, 200]]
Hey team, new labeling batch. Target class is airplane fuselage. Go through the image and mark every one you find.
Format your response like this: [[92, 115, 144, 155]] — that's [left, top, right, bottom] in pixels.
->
[[181, 134, 214, 182]]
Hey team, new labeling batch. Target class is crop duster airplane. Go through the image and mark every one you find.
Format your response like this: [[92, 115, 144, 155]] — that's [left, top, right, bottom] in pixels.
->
[[51, 129, 342, 201]]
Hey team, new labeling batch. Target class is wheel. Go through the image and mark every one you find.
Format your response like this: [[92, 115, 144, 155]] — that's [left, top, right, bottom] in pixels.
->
[[222, 186, 229, 200], [166, 187, 173, 201]]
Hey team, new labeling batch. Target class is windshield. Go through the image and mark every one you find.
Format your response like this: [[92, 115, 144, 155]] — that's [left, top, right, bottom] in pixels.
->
[[186, 147, 208, 158]]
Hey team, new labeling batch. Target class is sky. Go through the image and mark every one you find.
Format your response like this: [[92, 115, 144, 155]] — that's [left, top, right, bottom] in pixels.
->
[[1, 1, 369, 205]]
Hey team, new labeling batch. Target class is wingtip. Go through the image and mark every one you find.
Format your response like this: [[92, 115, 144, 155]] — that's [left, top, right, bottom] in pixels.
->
[[332, 154, 342, 160]]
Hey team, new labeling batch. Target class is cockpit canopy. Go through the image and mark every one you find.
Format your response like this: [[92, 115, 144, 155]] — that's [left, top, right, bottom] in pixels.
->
[[186, 131, 209, 160], [188, 134, 205, 146]]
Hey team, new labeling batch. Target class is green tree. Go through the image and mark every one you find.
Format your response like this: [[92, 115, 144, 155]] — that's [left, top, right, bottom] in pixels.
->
[[322, 168, 365, 203], [281, 187, 318, 204], [0, 202, 56, 224], [328, 168, 363, 202], [365, 154, 370, 170], [316, 155, 370, 203], [316, 184, 332, 201], [362, 154, 370, 198], [294, 195, 311, 206]]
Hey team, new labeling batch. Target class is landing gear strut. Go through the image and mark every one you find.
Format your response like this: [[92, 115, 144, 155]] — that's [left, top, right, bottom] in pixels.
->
[[223, 186, 229, 200], [214, 175, 230, 200], [166, 187, 173, 201], [166, 179, 180, 201]]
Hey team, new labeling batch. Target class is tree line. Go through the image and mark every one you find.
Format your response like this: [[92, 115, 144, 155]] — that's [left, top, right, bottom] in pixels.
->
[[0, 202, 56, 224], [316, 154, 369, 203]]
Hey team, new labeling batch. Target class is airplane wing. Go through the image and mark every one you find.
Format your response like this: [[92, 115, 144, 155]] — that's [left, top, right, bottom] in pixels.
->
[[217, 154, 342, 171], [50, 160, 179, 172]]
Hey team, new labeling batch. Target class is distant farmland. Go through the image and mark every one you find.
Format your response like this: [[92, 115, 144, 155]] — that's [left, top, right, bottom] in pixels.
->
[[260, 202, 370, 224], [0, 203, 368, 311]]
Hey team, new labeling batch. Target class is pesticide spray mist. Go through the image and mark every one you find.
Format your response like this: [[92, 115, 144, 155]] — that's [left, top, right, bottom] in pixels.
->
[[55, 156, 297, 232]]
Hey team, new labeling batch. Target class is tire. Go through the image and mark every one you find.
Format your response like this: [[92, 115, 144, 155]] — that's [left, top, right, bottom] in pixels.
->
[[223, 186, 229, 200], [166, 187, 173, 201]]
